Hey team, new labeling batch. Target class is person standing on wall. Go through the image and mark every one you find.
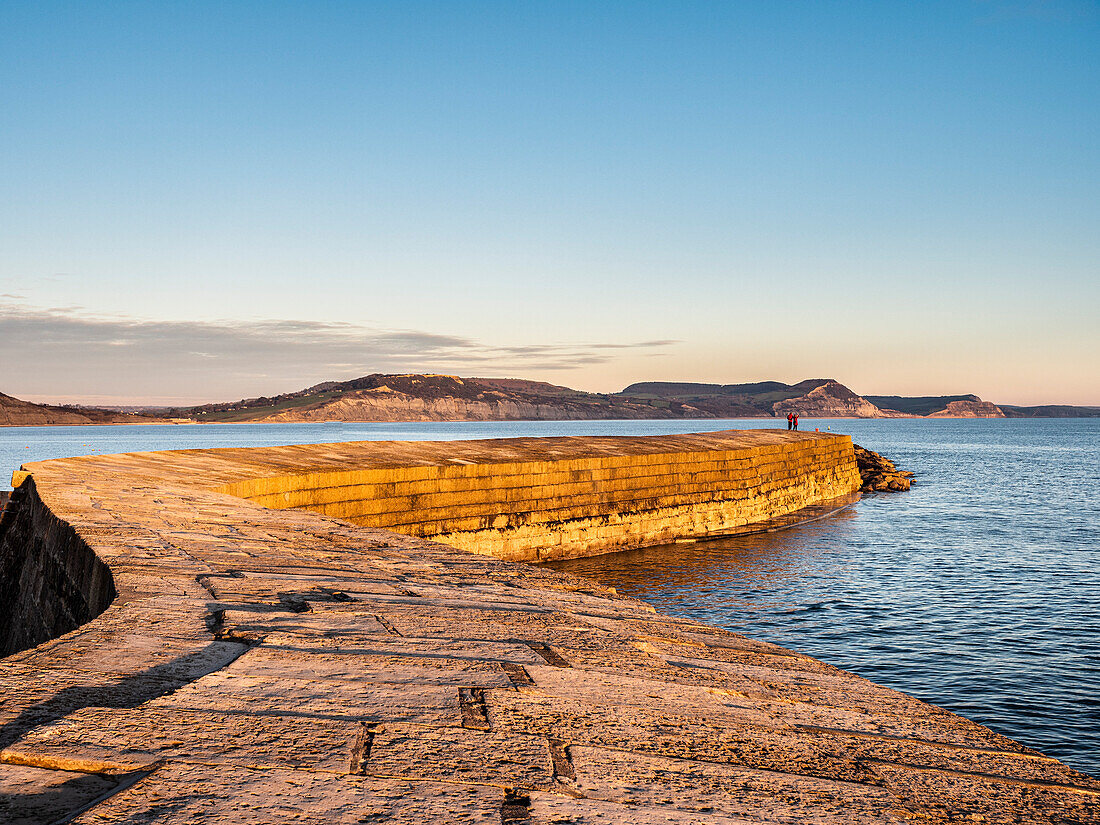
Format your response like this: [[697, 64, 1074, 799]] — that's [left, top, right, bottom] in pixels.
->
[[787, 412, 793, 430], [793, 413, 799, 431]]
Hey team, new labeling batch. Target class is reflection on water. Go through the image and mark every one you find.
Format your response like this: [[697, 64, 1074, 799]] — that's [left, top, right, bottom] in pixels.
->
[[565, 507, 864, 617]]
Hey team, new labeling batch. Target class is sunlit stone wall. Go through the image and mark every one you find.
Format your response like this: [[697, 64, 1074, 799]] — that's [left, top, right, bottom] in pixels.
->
[[223, 434, 861, 562]]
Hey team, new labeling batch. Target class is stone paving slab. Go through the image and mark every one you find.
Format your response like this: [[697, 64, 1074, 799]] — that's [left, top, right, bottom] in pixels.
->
[[525, 792, 818, 824], [217, 606, 396, 640], [142, 671, 466, 725], [367, 723, 556, 790], [568, 745, 910, 823], [485, 688, 883, 786], [217, 644, 516, 688], [873, 762, 1100, 825], [2, 706, 361, 773], [0, 764, 119, 825], [1, 432, 1096, 823], [66, 765, 506, 825]]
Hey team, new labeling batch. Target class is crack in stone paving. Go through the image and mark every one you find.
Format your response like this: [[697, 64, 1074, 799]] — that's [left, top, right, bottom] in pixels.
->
[[203, 608, 225, 636], [277, 593, 312, 613], [547, 738, 576, 781], [374, 615, 403, 636], [348, 723, 377, 775], [499, 788, 531, 822], [458, 688, 491, 731], [522, 642, 569, 667], [499, 662, 533, 687]]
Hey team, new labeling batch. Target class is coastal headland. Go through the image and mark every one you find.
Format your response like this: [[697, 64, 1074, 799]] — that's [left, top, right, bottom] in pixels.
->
[[0, 431, 1097, 822], [6, 374, 1096, 427]]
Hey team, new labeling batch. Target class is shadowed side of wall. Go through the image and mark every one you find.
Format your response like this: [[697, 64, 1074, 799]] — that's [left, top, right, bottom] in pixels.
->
[[223, 435, 862, 562], [0, 478, 116, 657]]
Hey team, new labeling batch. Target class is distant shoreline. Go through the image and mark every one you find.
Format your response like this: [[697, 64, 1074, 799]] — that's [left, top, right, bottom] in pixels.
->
[[4, 413, 1100, 429], [6, 374, 1098, 426]]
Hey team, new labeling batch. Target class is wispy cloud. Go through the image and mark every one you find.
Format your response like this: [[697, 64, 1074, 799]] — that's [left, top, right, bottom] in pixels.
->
[[0, 305, 676, 404]]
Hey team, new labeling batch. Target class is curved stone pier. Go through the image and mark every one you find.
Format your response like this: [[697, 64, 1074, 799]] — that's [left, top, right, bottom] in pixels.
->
[[0, 430, 1097, 823], [218, 430, 863, 561]]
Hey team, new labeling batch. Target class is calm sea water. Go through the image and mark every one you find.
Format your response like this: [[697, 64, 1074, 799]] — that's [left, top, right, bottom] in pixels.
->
[[2, 418, 1097, 777]]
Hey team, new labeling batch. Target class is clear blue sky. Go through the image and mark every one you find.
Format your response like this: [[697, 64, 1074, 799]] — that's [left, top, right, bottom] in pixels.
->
[[1, 1, 1097, 405]]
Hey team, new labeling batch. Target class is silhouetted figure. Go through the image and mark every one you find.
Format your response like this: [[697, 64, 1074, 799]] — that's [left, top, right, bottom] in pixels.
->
[[786, 412, 793, 430]]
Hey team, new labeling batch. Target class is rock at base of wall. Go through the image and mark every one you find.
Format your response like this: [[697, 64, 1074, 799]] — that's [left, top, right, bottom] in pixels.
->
[[854, 444, 914, 492]]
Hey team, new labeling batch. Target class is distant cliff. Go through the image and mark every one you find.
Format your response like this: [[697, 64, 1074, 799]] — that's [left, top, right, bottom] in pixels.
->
[[771, 381, 898, 418], [621, 378, 905, 418], [0, 392, 168, 426], [1000, 404, 1100, 418], [175, 374, 704, 423], [10, 375, 1093, 426], [171, 374, 1016, 423], [866, 394, 1004, 418], [926, 399, 1005, 418]]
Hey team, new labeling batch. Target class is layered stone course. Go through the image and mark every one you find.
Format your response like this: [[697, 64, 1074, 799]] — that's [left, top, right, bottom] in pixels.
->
[[0, 430, 1097, 823], [219, 430, 861, 561]]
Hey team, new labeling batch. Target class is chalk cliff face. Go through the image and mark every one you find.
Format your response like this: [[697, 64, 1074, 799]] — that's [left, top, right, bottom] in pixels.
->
[[261, 389, 671, 422], [864, 394, 1006, 417], [626, 380, 1009, 419], [232, 375, 694, 423], [261, 376, 901, 422], [926, 399, 1005, 418], [4, 376, 1023, 427], [771, 381, 895, 419], [175, 374, 1017, 424]]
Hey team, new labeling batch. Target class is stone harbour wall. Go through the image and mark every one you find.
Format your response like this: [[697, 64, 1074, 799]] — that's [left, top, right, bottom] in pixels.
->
[[222, 432, 862, 561], [0, 431, 1097, 823]]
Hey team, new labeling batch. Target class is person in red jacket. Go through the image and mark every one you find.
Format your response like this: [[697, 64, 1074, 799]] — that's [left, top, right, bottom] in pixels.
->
[[786, 412, 793, 430], [793, 413, 799, 431]]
